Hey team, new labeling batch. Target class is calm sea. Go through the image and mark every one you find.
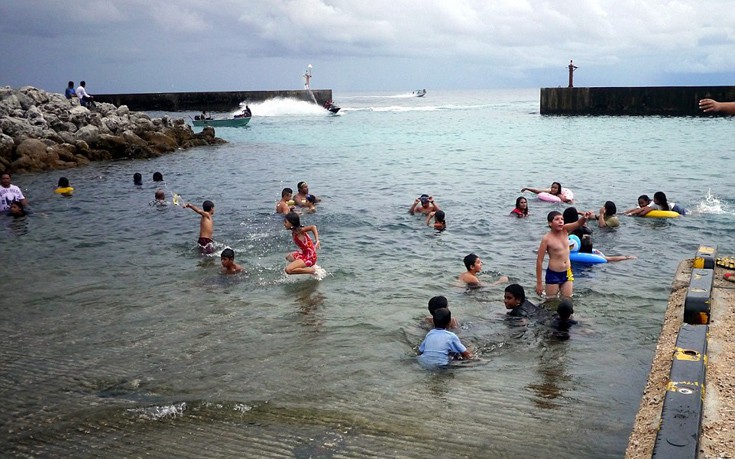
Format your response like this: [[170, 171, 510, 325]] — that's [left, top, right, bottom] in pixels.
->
[[2, 89, 734, 458]]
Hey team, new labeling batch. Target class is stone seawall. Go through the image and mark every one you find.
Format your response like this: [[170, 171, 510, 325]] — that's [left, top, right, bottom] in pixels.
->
[[540, 86, 735, 116], [95, 90, 334, 112]]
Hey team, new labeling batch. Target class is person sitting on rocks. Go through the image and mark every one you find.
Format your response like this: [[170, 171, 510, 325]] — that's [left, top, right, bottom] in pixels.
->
[[65, 81, 76, 104], [76, 81, 95, 108]]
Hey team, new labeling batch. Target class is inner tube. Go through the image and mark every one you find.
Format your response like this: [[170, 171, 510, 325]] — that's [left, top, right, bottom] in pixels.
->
[[55, 186, 74, 195], [568, 235, 606, 264], [538, 188, 573, 203], [644, 210, 680, 218]]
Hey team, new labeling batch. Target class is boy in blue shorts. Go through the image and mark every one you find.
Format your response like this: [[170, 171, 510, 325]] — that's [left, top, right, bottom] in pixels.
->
[[418, 308, 472, 367], [535, 210, 590, 299]]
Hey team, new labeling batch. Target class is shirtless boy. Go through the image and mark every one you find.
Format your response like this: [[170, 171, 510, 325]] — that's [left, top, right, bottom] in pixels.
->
[[536, 210, 591, 299], [185, 200, 215, 254], [276, 187, 294, 214], [409, 194, 439, 215], [459, 253, 508, 288], [220, 248, 244, 274]]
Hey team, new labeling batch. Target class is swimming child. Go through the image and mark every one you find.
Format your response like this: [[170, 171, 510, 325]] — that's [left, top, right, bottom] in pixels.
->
[[150, 189, 168, 207], [426, 209, 446, 230], [623, 194, 651, 216], [510, 196, 529, 217], [220, 248, 244, 274], [458, 253, 509, 288], [521, 182, 573, 203], [535, 210, 591, 299], [626, 191, 686, 216], [184, 200, 215, 254], [504, 284, 542, 318], [594, 201, 620, 228], [54, 177, 74, 196], [283, 212, 320, 275], [410, 194, 439, 215], [423, 295, 459, 329], [7, 200, 26, 218], [548, 299, 577, 340], [276, 187, 295, 214], [153, 172, 164, 182], [418, 308, 472, 367], [133, 173, 143, 186]]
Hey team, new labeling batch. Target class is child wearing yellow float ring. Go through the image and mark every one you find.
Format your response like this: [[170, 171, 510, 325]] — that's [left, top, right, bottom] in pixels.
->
[[276, 187, 296, 214], [54, 177, 74, 196]]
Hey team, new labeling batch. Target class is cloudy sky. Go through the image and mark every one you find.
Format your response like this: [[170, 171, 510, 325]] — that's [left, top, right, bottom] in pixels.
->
[[1, 0, 733, 94]]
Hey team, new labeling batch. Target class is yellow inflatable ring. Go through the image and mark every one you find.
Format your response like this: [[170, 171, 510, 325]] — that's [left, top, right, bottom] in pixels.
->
[[55, 186, 74, 195], [644, 209, 679, 218]]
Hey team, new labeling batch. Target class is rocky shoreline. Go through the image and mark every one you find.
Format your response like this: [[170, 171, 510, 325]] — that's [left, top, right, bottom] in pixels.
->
[[0, 86, 226, 174]]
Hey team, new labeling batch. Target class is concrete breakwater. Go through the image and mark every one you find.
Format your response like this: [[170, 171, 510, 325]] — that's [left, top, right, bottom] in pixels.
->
[[95, 89, 334, 112], [0, 86, 226, 174], [540, 86, 735, 116]]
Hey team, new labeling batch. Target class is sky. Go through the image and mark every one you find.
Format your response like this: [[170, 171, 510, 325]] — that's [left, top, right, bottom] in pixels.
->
[[1, 0, 733, 94]]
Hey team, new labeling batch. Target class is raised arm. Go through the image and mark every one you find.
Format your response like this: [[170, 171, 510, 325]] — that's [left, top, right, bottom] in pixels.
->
[[699, 99, 735, 115], [563, 212, 590, 232], [597, 206, 607, 228], [521, 187, 548, 195], [184, 203, 207, 216], [409, 198, 420, 215]]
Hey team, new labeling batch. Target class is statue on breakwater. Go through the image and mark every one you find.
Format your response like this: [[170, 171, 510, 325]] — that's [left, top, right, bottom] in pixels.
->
[[0, 86, 226, 174]]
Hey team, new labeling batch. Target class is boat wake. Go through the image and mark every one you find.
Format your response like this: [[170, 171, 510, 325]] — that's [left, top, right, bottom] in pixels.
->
[[695, 189, 733, 215], [241, 98, 326, 117]]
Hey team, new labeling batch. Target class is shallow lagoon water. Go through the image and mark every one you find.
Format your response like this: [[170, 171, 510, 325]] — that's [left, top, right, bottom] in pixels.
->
[[1, 89, 734, 457]]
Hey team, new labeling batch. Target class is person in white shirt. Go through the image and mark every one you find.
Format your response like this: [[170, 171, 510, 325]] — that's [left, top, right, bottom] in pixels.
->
[[0, 173, 28, 212], [76, 81, 95, 107]]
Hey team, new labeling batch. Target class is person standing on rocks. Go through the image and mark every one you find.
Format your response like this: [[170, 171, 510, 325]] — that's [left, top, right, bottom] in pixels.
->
[[76, 81, 95, 108], [0, 173, 28, 212]]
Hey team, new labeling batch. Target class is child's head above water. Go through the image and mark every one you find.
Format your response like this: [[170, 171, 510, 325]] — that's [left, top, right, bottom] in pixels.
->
[[562, 207, 579, 225], [604, 201, 617, 216], [281, 187, 293, 198], [133, 173, 142, 185], [428, 295, 448, 314], [637, 194, 651, 207], [153, 172, 164, 182], [504, 284, 526, 309], [550, 182, 562, 195], [284, 211, 302, 229], [434, 210, 445, 223], [557, 299, 574, 319], [463, 253, 480, 271], [57, 177, 69, 188], [547, 210, 562, 223], [653, 191, 668, 208], [155, 189, 165, 200], [221, 248, 235, 261], [431, 308, 452, 329], [9, 200, 25, 217]]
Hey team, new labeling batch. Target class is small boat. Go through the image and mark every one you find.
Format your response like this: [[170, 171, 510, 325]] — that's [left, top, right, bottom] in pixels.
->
[[413, 89, 427, 97], [323, 100, 341, 114], [191, 116, 251, 128]]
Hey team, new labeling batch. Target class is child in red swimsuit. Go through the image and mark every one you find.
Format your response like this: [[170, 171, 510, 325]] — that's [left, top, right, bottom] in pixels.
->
[[283, 212, 320, 275]]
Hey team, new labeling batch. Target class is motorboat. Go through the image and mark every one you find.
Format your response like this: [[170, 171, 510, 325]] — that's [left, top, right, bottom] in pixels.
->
[[413, 89, 427, 97], [192, 116, 251, 128]]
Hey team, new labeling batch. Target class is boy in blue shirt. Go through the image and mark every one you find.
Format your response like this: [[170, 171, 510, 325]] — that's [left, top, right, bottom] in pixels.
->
[[418, 308, 472, 367]]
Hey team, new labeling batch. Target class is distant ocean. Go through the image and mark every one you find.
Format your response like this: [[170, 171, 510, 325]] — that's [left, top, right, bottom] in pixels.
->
[[2, 88, 734, 458]]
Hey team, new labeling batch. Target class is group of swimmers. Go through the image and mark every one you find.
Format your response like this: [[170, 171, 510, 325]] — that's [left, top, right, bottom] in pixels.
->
[[414, 181, 686, 367]]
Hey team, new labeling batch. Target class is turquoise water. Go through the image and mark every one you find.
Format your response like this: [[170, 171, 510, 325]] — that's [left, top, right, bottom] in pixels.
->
[[1, 89, 734, 457]]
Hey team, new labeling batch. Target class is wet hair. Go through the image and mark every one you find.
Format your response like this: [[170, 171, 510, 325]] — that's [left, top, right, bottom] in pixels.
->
[[434, 210, 445, 223], [428, 295, 448, 314], [419, 194, 430, 205], [285, 211, 302, 228], [563, 207, 579, 225], [57, 177, 69, 188], [551, 182, 563, 196], [221, 248, 235, 260], [9, 200, 25, 217], [637, 194, 651, 206], [281, 187, 293, 198], [202, 200, 214, 212], [514, 196, 528, 216], [297, 181, 307, 190], [558, 299, 574, 319], [155, 189, 165, 200], [463, 253, 479, 271], [653, 191, 669, 211], [152, 172, 163, 182], [604, 201, 617, 216], [504, 284, 526, 304], [432, 308, 452, 329], [133, 173, 142, 185], [547, 210, 562, 223], [306, 194, 317, 204]]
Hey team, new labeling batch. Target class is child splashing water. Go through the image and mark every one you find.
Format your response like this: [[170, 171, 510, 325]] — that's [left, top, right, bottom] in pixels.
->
[[283, 212, 322, 276]]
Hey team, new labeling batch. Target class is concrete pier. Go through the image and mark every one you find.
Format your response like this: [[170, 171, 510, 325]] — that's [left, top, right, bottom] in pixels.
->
[[540, 86, 735, 116], [94, 89, 334, 112]]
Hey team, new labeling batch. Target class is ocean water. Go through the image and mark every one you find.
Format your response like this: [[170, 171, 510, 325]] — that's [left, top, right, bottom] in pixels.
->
[[1, 89, 734, 458]]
